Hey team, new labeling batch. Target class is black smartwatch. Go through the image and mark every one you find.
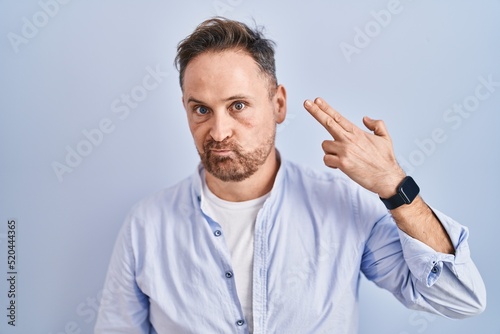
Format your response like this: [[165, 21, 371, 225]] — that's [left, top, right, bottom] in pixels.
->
[[380, 176, 420, 210]]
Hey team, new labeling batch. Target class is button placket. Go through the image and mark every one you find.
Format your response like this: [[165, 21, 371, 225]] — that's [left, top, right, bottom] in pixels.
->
[[200, 204, 244, 330]]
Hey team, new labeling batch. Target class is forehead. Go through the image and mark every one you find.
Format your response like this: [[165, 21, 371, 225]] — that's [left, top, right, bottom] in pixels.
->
[[183, 50, 269, 100]]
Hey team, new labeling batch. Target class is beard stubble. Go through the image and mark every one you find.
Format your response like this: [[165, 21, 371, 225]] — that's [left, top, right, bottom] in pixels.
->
[[199, 134, 275, 182]]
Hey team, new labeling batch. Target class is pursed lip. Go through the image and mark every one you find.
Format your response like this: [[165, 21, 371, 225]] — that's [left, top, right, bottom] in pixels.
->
[[210, 149, 233, 156], [211, 149, 231, 152]]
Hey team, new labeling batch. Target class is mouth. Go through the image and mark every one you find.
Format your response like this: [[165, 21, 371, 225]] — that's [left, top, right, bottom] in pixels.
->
[[210, 149, 233, 156]]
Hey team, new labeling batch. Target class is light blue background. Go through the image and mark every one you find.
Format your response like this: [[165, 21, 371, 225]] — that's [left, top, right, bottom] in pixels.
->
[[1, 1, 499, 333]]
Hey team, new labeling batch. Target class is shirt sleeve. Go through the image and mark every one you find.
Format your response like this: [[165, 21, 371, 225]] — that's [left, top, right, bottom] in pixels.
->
[[94, 214, 151, 334], [398, 207, 470, 287], [361, 206, 486, 319]]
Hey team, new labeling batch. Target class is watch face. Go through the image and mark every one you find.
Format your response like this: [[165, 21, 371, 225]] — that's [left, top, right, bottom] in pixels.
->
[[399, 177, 420, 204], [380, 176, 420, 210]]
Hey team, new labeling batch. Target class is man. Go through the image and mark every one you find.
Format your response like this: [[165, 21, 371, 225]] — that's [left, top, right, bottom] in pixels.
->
[[95, 18, 486, 333]]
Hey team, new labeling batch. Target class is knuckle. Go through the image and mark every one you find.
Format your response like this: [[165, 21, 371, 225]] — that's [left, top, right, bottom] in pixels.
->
[[337, 157, 349, 170], [325, 117, 334, 128]]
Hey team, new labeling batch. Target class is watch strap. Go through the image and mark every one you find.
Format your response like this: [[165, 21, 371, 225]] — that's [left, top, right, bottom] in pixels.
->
[[380, 176, 420, 210]]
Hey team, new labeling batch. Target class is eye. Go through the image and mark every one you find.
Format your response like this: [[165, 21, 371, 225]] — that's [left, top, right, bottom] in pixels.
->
[[232, 101, 246, 111], [195, 106, 209, 115]]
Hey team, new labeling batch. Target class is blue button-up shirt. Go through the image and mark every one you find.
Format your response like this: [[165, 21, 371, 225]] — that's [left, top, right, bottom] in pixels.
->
[[95, 159, 486, 334]]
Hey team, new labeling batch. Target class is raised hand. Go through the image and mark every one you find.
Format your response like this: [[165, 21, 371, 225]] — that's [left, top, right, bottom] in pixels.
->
[[303, 97, 406, 198]]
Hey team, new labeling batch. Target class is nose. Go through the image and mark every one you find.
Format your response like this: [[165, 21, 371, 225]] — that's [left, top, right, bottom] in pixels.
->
[[209, 111, 233, 142]]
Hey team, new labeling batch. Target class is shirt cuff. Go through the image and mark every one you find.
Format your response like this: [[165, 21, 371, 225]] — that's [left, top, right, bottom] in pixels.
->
[[397, 207, 471, 287]]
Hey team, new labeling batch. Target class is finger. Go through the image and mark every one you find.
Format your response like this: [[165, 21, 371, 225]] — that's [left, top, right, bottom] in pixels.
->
[[321, 140, 340, 154], [303, 99, 345, 140], [314, 97, 356, 134], [362, 116, 390, 138], [322, 140, 343, 169], [323, 153, 340, 169]]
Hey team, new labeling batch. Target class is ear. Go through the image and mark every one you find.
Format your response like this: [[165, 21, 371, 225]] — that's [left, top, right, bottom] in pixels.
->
[[273, 84, 287, 124]]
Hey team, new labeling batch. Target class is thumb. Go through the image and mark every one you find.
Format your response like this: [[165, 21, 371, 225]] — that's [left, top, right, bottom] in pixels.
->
[[363, 116, 389, 138]]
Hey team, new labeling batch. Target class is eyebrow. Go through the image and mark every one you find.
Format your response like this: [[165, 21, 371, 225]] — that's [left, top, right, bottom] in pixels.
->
[[186, 95, 251, 104]]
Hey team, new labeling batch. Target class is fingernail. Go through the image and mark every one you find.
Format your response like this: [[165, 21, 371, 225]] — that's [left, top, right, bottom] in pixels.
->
[[315, 98, 323, 105], [304, 100, 312, 107]]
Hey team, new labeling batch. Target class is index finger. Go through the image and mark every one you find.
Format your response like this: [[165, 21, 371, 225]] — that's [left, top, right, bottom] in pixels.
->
[[303, 97, 355, 139]]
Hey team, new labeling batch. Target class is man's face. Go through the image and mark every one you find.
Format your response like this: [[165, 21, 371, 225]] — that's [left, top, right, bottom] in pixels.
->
[[182, 49, 286, 182]]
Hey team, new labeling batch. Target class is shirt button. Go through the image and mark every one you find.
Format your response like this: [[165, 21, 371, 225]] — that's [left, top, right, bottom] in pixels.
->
[[236, 319, 245, 326], [214, 230, 222, 237], [431, 265, 439, 273], [225, 271, 233, 278]]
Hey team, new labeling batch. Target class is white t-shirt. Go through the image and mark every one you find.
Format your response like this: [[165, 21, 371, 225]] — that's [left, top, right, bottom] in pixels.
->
[[201, 176, 269, 333]]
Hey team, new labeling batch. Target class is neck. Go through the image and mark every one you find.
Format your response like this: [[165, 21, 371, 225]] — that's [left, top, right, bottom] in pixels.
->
[[204, 149, 280, 202]]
